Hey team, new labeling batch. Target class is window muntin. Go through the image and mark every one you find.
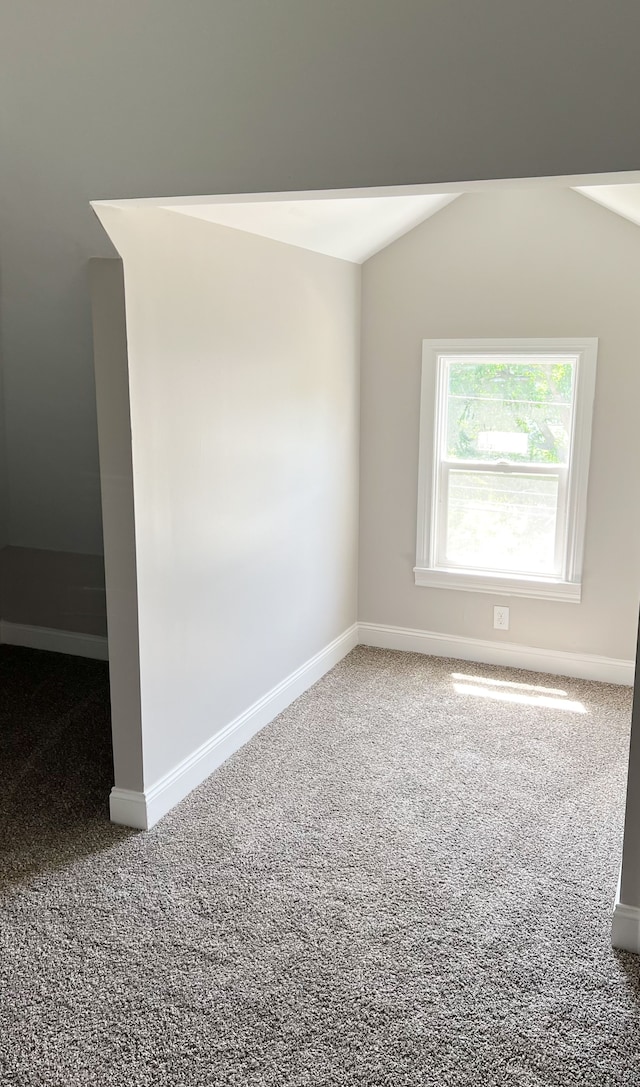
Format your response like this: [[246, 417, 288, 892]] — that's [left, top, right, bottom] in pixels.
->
[[443, 468, 561, 575], [434, 355, 576, 579], [443, 358, 574, 465], [415, 340, 598, 600]]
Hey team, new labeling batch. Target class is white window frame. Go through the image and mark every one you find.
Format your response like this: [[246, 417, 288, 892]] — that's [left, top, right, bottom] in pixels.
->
[[414, 338, 598, 602]]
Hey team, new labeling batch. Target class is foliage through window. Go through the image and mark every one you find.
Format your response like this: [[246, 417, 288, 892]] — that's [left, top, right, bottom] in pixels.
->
[[415, 340, 598, 601]]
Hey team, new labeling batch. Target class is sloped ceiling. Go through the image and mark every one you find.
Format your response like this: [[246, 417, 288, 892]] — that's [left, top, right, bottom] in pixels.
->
[[169, 183, 640, 263], [93, 181, 640, 268], [167, 193, 459, 263], [573, 184, 640, 228]]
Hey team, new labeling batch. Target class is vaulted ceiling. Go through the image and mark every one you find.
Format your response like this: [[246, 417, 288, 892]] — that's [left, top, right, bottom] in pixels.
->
[[573, 185, 640, 229], [94, 182, 640, 266], [168, 193, 459, 263]]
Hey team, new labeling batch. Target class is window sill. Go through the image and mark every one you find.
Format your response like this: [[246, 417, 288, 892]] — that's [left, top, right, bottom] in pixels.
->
[[413, 566, 581, 603]]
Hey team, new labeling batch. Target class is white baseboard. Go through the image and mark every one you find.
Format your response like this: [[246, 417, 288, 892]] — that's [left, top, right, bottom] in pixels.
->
[[109, 788, 148, 830], [109, 623, 359, 830], [0, 621, 109, 661], [109, 617, 632, 831], [612, 894, 640, 954], [357, 622, 635, 685]]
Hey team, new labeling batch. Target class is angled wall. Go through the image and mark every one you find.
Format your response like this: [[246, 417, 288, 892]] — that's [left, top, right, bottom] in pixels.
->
[[92, 209, 360, 826]]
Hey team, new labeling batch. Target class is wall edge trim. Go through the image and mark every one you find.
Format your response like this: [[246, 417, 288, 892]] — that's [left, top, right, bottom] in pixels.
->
[[612, 896, 640, 954], [109, 788, 148, 830]]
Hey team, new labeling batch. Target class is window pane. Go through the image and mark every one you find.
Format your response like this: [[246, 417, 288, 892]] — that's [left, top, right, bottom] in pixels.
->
[[445, 470, 559, 575], [446, 360, 574, 465]]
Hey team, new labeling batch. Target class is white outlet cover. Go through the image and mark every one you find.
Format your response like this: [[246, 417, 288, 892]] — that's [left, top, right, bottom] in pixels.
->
[[493, 606, 510, 630]]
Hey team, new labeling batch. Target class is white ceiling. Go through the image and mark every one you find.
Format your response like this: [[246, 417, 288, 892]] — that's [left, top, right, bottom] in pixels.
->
[[573, 184, 640, 228], [92, 178, 640, 267], [168, 184, 640, 263], [167, 193, 459, 263]]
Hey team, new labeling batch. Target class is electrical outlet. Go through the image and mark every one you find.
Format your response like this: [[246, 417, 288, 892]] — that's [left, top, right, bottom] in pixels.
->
[[493, 605, 510, 631]]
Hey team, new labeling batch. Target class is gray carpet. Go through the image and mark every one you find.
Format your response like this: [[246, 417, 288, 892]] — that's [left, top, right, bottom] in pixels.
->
[[1, 643, 639, 1086]]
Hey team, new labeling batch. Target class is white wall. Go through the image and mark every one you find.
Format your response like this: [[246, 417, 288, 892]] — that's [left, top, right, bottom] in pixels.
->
[[359, 187, 640, 662], [3, 1, 640, 557], [94, 209, 359, 801]]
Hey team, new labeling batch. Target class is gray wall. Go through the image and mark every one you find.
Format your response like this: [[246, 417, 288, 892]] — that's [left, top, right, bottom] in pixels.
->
[[0, 546, 106, 635], [0, 324, 7, 615], [2, 1, 640, 576], [621, 619, 640, 909], [95, 207, 360, 790], [0, 341, 7, 551], [359, 187, 640, 661], [90, 259, 142, 792]]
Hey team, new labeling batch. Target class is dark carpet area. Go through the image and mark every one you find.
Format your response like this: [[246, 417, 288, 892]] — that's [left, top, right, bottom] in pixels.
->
[[1, 643, 639, 1086], [0, 646, 127, 885]]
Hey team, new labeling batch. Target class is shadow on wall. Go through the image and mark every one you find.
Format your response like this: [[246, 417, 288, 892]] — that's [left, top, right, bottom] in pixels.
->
[[0, 547, 107, 637]]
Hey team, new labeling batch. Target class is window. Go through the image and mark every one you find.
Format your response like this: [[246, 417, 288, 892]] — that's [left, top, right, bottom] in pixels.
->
[[415, 339, 598, 601]]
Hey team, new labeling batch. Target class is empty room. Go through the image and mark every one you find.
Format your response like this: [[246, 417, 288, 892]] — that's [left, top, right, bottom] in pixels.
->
[[2, 3, 640, 1085]]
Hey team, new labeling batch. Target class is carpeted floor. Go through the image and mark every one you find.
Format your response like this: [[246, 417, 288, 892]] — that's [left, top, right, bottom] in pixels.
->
[[1, 643, 639, 1086]]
